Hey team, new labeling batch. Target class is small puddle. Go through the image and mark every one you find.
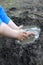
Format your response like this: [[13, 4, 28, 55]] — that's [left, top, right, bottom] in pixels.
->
[[16, 25, 41, 45]]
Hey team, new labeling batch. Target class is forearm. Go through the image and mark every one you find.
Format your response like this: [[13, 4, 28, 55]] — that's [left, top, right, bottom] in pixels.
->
[[0, 22, 18, 38], [8, 20, 19, 29], [0, 6, 18, 29]]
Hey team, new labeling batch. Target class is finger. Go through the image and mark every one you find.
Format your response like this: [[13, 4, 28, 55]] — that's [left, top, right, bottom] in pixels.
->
[[23, 31, 27, 34], [19, 25, 23, 29], [20, 37, 24, 41], [21, 37, 26, 41], [27, 32, 34, 36], [23, 33, 28, 38]]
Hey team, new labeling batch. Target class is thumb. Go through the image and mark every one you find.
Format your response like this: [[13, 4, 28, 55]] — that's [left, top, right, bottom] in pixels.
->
[[19, 25, 23, 29]]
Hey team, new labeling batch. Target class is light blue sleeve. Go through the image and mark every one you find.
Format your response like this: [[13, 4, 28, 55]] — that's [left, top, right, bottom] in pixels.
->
[[0, 6, 11, 24]]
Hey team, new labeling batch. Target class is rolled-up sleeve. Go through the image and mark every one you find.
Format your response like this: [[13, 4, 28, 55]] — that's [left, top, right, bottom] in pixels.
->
[[0, 6, 11, 24]]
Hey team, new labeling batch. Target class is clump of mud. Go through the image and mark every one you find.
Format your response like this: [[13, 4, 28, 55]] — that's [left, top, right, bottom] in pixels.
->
[[0, 7, 43, 65]]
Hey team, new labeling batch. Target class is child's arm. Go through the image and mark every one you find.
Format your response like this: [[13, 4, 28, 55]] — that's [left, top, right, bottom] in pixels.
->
[[0, 6, 22, 29]]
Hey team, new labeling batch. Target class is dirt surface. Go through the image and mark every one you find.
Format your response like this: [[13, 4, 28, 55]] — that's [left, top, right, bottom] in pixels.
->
[[0, 0, 43, 65], [0, 14, 43, 65]]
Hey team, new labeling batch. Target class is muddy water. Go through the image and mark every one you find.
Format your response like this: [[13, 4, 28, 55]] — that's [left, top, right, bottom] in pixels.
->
[[16, 25, 41, 45]]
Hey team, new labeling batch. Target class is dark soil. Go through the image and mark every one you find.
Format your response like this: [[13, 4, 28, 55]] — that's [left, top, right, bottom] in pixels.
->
[[0, 7, 43, 65]]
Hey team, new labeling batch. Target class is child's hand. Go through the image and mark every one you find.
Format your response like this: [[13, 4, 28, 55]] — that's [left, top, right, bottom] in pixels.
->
[[15, 29, 35, 41], [26, 31, 35, 37], [15, 29, 28, 41]]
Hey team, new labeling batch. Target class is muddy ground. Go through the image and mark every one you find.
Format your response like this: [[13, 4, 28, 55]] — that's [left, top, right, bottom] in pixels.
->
[[0, 10, 43, 65], [0, 0, 43, 65]]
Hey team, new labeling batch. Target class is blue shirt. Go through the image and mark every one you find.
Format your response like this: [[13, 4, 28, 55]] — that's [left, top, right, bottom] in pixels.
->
[[0, 6, 10, 25]]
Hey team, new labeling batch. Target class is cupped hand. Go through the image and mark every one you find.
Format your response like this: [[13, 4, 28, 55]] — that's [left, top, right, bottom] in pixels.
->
[[15, 29, 28, 41], [15, 29, 35, 41]]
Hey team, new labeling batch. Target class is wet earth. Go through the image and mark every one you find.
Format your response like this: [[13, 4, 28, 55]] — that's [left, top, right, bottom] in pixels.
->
[[0, 0, 43, 65]]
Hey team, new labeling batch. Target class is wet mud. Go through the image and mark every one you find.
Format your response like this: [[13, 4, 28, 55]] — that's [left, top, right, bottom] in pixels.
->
[[0, 6, 43, 65]]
